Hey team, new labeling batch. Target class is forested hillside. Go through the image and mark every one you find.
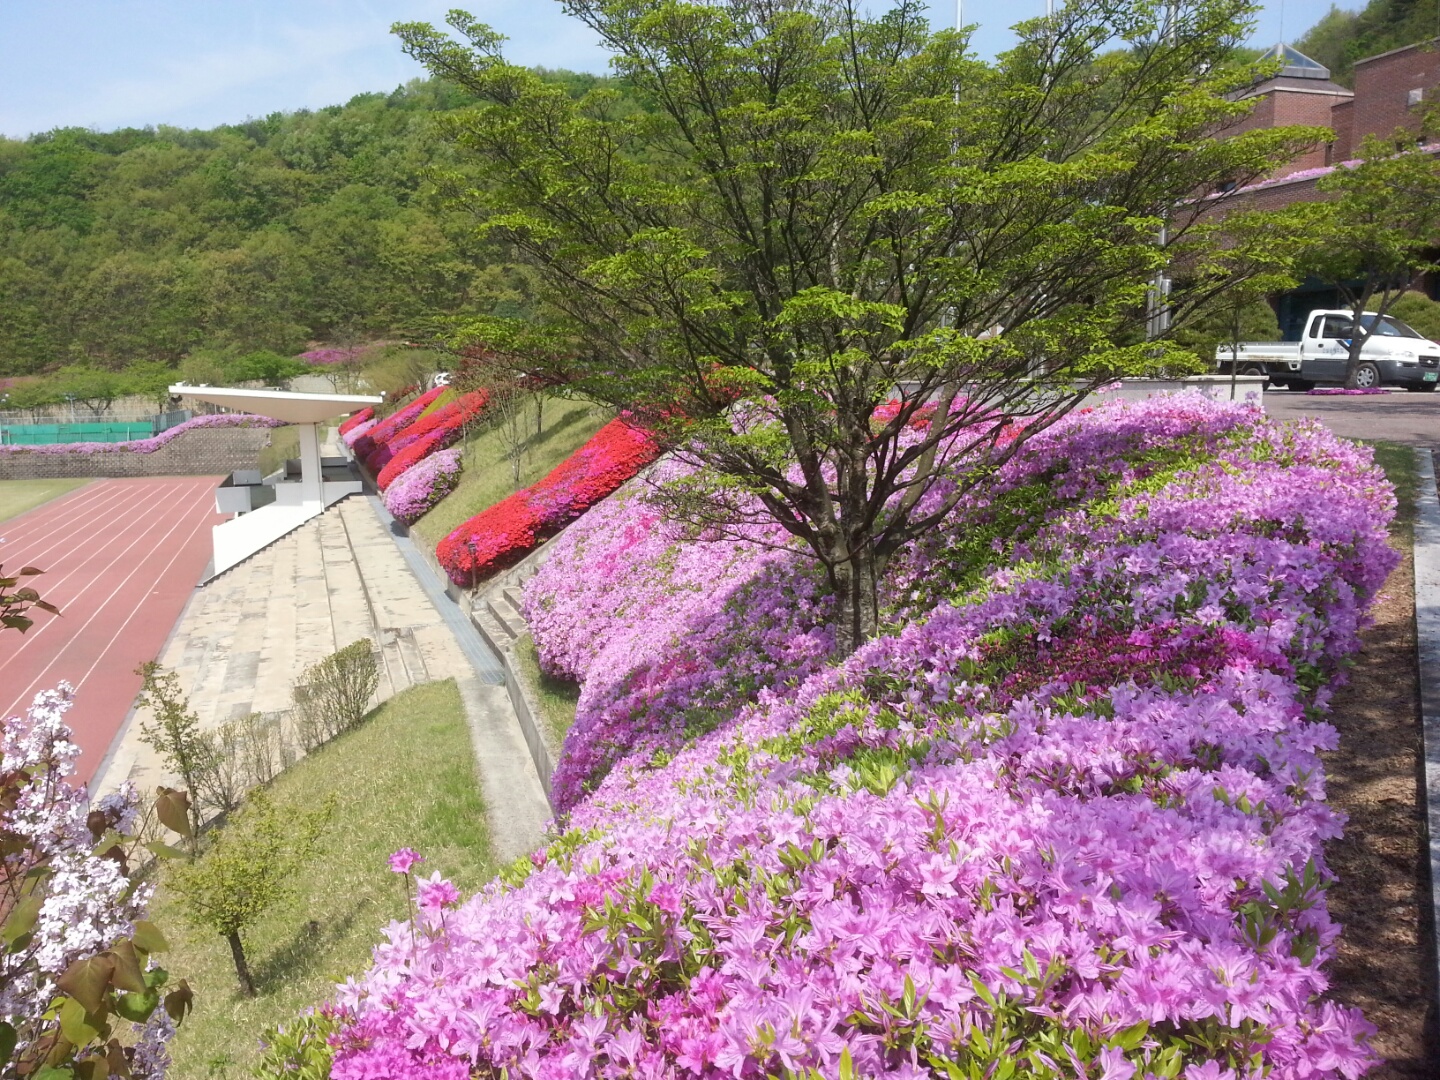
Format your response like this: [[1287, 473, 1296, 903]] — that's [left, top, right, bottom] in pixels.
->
[[1297, 0, 1440, 84], [0, 70, 605, 378]]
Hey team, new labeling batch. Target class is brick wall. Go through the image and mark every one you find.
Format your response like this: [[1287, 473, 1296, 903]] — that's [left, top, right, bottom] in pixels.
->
[[1351, 42, 1440, 145], [0, 428, 271, 480], [1330, 99, 1354, 161]]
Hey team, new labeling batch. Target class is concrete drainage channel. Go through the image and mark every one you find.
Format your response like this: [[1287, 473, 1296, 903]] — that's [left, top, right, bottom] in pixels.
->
[[1413, 447, 1440, 1009]]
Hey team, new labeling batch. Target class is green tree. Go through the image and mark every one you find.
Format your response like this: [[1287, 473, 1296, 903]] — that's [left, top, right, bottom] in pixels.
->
[[168, 791, 334, 997], [1295, 128, 1440, 387], [397, 0, 1317, 650], [1388, 290, 1440, 340], [50, 365, 126, 419]]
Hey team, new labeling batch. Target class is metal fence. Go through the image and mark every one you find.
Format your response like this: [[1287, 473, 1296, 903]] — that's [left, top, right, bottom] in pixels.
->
[[0, 409, 192, 445]]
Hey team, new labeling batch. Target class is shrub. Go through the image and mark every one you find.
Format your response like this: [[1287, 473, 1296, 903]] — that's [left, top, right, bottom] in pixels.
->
[[383, 447, 463, 524], [351, 386, 445, 461], [292, 640, 380, 747], [337, 407, 375, 436], [317, 397, 1390, 1080], [340, 417, 376, 449], [2, 685, 192, 1077], [372, 390, 490, 485], [169, 790, 334, 997], [0, 413, 284, 457], [436, 416, 658, 586]]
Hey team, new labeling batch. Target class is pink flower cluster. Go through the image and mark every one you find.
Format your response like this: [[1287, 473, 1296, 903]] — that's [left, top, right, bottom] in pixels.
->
[[0, 413, 284, 456], [338, 407, 375, 436], [351, 387, 447, 462], [1306, 388, 1390, 396], [323, 396, 1392, 1080], [299, 348, 360, 366], [341, 417, 376, 449], [383, 448, 464, 524], [524, 458, 836, 811], [374, 391, 490, 488]]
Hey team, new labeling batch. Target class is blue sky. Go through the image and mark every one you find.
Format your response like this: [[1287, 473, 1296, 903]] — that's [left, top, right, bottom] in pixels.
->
[[0, 0, 1346, 139]]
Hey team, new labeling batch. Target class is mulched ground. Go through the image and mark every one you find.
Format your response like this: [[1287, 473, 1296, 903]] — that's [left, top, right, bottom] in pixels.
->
[[1323, 514, 1437, 1076]]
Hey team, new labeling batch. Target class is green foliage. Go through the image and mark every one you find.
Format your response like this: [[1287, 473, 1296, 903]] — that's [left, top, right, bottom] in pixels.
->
[[255, 1008, 338, 1080], [136, 662, 223, 836], [168, 790, 335, 996], [0, 72, 624, 374], [1387, 290, 1440, 340], [399, 0, 1316, 649], [292, 640, 381, 751], [1171, 293, 1282, 369]]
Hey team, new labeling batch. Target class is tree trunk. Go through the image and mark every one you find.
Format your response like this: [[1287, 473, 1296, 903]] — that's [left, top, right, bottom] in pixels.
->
[[534, 396, 543, 436], [227, 931, 256, 997], [831, 547, 880, 656]]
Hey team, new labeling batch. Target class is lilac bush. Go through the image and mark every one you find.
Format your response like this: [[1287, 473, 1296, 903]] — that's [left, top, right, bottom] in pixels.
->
[[383, 447, 463, 524], [316, 396, 1391, 1080], [2, 685, 179, 1077], [0, 413, 284, 457]]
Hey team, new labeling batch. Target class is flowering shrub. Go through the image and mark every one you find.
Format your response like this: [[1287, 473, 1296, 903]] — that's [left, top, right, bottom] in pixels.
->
[[383, 448, 463, 524], [373, 391, 490, 488], [436, 417, 659, 586], [0, 413, 284, 456], [338, 407, 375, 435], [351, 387, 446, 463], [1306, 388, 1390, 396], [524, 459, 835, 811], [340, 418, 377, 449], [3, 685, 190, 1077], [319, 397, 1391, 1080]]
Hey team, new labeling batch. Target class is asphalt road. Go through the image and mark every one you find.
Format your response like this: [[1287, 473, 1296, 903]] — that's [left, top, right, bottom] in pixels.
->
[[1261, 388, 1440, 447]]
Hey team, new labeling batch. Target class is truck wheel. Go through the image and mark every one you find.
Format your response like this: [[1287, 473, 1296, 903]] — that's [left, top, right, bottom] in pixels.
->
[[1352, 362, 1381, 389], [1239, 364, 1267, 378]]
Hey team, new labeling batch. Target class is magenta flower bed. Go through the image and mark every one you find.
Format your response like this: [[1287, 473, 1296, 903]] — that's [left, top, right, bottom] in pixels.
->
[[373, 391, 491, 488], [382, 447, 463, 524], [0, 413, 283, 456], [338, 407, 375, 435], [299, 348, 359, 366], [340, 418, 376, 449], [323, 396, 1391, 1080], [1306, 388, 1390, 396], [351, 387, 446, 462]]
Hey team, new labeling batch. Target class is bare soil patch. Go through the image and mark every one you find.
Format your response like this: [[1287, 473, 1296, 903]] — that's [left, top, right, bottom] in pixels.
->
[[1322, 452, 1436, 1077]]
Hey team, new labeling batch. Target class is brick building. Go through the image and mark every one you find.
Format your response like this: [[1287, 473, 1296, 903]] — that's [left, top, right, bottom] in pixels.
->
[[1202, 41, 1440, 336]]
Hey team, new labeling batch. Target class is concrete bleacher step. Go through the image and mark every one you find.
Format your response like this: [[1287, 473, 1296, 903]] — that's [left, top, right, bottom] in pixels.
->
[[501, 585, 526, 614], [486, 595, 527, 640], [471, 606, 515, 657]]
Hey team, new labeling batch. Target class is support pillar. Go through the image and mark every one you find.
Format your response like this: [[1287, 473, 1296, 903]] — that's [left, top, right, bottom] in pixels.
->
[[297, 422, 324, 507]]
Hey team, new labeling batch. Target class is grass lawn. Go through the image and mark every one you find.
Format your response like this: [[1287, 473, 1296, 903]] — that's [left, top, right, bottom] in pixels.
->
[[151, 679, 494, 1080], [413, 396, 610, 546], [0, 477, 91, 523], [257, 426, 299, 478], [1365, 440, 1417, 535], [513, 632, 580, 750]]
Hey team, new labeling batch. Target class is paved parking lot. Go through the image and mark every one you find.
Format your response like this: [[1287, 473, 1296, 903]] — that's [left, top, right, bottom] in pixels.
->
[[1262, 388, 1440, 447]]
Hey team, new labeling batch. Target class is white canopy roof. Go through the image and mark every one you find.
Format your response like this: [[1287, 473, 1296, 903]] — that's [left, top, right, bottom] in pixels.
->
[[170, 385, 382, 425]]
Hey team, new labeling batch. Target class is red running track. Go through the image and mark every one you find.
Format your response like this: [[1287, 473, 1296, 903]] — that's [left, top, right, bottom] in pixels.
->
[[0, 477, 223, 784]]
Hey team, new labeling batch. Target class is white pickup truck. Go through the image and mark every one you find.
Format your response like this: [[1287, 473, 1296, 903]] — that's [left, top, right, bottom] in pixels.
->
[[1215, 309, 1440, 391]]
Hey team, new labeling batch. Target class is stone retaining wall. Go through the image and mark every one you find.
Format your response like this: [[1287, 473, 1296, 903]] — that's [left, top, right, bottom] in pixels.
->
[[0, 428, 271, 480]]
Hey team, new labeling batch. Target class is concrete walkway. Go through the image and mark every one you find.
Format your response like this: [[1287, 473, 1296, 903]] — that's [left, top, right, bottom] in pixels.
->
[[94, 496, 551, 862]]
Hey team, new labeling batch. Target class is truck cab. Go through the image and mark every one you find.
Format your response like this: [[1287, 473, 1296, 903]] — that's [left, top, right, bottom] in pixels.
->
[[1216, 309, 1440, 390]]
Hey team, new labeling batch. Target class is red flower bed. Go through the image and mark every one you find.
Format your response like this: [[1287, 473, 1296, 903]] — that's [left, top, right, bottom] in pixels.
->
[[374, 391, 491, 490], [338, 406, 375, 435], [437, 418, 659, 586], [351, 386, 445, 462]]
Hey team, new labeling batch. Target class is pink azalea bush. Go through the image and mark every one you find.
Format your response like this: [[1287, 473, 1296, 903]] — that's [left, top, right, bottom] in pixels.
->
[[341, 417, 377, 449], [311, 396, 1391, 1080], [0, 413, 283, 456], [352, 387, 447, 463], [383, 447, 464, 524]]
